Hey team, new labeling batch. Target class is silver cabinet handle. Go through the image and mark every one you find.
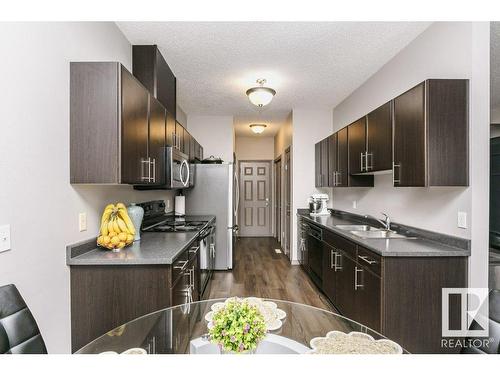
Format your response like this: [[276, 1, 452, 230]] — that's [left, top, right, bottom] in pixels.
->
[[354, 267, 364, 290], [366, 152, 372, 171], [359, 255, 377, 265], [335, 252, 342, 271], [151, 158, 156, 183], [360, 152, 364, 171], [393, 162, 401, 185], [148, 157, 152, 182], [187, 267, 195, 289], [330, 249, 341, 271], [189, 246, 199, 255], [141, 157, 151, 182], [174, 260, 188, 270]]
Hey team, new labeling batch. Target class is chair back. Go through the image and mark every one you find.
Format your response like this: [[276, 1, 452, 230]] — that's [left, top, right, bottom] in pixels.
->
[[0, 284, 47, 354]]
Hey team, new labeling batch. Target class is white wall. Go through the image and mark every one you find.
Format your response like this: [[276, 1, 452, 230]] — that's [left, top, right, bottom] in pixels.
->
[[330, 22, 489, 290], [290, 108, 333, 262], [187, 115, 234, 162], [0, 22, 177, 353], [235, 136, 274, 161]]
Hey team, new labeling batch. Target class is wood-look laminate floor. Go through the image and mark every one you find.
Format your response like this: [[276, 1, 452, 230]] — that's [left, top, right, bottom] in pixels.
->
[[208, 237, 333, 311]]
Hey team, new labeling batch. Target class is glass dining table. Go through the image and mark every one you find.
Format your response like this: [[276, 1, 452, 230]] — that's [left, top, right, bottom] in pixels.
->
[[76, 298, 406, 354]]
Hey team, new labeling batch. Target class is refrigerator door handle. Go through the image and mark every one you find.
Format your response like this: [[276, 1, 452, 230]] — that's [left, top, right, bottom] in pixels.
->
[[234, 171, 240, 217]]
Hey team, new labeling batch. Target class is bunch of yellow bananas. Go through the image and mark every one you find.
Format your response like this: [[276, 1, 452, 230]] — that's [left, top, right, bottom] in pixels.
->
[[97, 203, 136, 250]]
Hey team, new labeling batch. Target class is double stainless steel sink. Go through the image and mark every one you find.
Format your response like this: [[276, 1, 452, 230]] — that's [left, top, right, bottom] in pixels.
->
[[334, 224, 414, 239]]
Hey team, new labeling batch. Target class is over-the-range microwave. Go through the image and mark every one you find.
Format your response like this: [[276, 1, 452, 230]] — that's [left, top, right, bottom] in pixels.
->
[[134, 147, 194, 190]]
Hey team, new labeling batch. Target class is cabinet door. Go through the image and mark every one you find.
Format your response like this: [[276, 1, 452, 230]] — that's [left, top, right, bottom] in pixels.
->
[[337, 128, 348, 187], [320, 138, 329, 186], [175, 122, 185, 153], [348, 117, 367, 174], [149, 96, 166, 185], [198, 145, 204, 161], [367, 102, 392, 172], [170, 272, 191, 353], [155, 49, 177, 117], [301, 231, 309, 273], [315, 142, 322, 187], [186, 131, 196, 162], [354, 267, 381, 332], [307, 233, 323, 287], [165, 110, 176, 147], [322, 243, 338, 304], [393, 82, 426, 186], [328, 133, 338, 187], [335, 251, 357, 320], [121, 67, 149, 184]]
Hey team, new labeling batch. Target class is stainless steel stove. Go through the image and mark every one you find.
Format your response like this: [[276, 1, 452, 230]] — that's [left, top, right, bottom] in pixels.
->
[[137, 200, 216, 299], [137, 200, 207, 233]]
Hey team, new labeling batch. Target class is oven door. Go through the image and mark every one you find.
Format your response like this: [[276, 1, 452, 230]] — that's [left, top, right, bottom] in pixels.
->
[[198, 226, 213, 298], [167, 147, 191, 189]]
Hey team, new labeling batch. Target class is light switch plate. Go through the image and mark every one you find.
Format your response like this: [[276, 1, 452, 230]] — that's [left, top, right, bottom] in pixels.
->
[[0, 225, 11, 253], [458, 212, 467, 229], [352, 200, 357, 209], [79, 213, 87, 232]]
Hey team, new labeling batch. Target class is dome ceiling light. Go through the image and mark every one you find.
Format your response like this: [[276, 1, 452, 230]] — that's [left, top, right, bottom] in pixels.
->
[[249, 124, 267, 134], [246, 79, 276, 107]]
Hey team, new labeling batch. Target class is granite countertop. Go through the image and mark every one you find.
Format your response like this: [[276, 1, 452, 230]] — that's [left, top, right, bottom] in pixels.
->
[[66, 215, 215, 266], [297, 211, 470, 257]]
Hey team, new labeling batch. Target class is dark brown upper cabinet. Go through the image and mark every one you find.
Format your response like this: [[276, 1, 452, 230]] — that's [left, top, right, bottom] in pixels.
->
[[336, 128, 349, 187], [315, 127, 372, 188], [393, 79, 468, 187], [315, 137, 330, 187], [120, 67, 150, 185], [347, 104, 392, 174], [315, 142, 322, 187], [148, 96, 167, 186], [347, 117, 367, 174], [133, 45, 177, 118], [70, 62, 165, 185], [327, 133, 338, 187], [175, 121, 186, 154], [366, 102, 392, 172], [166, 110, 176, 147]]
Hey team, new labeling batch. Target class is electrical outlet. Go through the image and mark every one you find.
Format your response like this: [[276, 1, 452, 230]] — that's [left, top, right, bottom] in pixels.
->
[[457, 212, 467, 229], [79, 213, 87, 232], [352, 200, 357, 209], [0, 225, 11, 253]]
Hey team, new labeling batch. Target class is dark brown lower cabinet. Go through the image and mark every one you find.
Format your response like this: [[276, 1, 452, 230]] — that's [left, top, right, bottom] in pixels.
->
[[354, 265, 381, 332], [315, 224, 467, 354], [70, 243, 201, 353], [333, 250, 357, 321], [322, 244, 337, 305], [170, 268, 191, 354]]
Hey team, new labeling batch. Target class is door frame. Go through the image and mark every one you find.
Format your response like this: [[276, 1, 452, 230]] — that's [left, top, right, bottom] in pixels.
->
[[273, 156, 282, 245], [284, 146, 292, 259], [238, 159, 274, 237]]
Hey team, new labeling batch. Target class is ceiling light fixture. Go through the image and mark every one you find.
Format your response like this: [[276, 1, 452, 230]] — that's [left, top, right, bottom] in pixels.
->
[[246, 79, 276, 107], [250, 124, 267, 134]]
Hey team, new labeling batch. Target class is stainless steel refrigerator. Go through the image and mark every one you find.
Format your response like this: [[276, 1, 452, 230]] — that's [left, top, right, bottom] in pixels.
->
[[185, 163, 239, 270]]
